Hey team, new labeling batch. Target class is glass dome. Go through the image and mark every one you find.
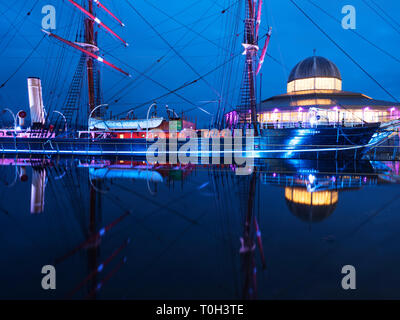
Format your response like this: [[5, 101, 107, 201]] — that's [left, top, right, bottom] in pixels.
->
[[287, 56, 342, 93]]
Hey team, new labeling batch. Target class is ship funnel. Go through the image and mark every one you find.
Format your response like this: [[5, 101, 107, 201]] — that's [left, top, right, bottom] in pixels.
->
[[27, 77, 46, 126], [30, 169, 46, 214]]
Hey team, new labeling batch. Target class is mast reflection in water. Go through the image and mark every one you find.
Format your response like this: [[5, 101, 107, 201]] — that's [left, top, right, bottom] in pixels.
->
[[0, 157, 400, 299]]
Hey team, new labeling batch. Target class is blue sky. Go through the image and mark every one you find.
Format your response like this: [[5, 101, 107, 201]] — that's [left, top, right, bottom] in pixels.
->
[[0, 0, 399, 125]]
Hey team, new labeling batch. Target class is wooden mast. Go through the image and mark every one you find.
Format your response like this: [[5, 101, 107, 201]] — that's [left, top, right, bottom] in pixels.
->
[[85, 0, 96, 113]]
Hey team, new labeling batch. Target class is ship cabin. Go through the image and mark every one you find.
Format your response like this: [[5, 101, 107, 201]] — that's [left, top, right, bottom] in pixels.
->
[[87, 115, 196, 139]]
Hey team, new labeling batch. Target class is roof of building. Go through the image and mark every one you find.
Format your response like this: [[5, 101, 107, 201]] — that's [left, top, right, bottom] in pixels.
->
[[260, 90, 400, 112], [288, 56, 342, 82]]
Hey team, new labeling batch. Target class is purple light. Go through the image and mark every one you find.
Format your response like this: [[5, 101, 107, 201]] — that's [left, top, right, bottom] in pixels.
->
[[364, 107, 370, 111], [390, 107, 396, 112], [333, 106, 339, 111], [298, 107, 303, 112], [273, 108, 279, 113]]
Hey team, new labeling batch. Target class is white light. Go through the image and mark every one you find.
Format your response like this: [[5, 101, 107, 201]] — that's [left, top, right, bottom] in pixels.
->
[[97, 57, 104, 62], [94, 17, 101, 24]]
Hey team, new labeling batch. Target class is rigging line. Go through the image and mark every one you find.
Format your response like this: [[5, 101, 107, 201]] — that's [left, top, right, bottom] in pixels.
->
[[145, 1, 265, 119], [110, 1, 224, 102], [124, 210, 212, 291], [144, 7, 223, 42], [142, 0, 206, 32], [115, 30, 273, 117], [124, 0, 222, 99], [143, 0, 240, 55], [268, 5, 293, 106], [0, 7, 44, 56], [182, 85, 242, 115], [113, 55, 236, 116], [45, 5, 81, 111], [369, 0, 400, 30], [101, 192, 163, 240], [105, 1, 220, 103], [105, 2, 224, 102], [106, 8, 224, 106], [26, 0, 40, 15], [211, 169, 240, 296], [108, 172, 219, 224], [361, 0, 400, 36], [0, 0, 40, 55], [288, 0, 399, 103], [102, 48, 200, 109], [111, 181, 199, 225], [103, 52, 216, 115], [215, 0, 242, 126], [0, 34, 46, 89], [109, 38, 280, 109], [306, 0, 400, 65], [0, 1, 27, 48]]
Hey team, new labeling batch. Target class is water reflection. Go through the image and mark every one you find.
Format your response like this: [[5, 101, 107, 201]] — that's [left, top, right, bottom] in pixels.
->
[[0, 157, 399, 299], [31, 168, 46, 214]]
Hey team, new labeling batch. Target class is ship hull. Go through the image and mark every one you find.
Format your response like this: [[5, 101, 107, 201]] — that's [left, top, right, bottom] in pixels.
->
[[0, 124, 379, 160], [253, 124, 379, 159]]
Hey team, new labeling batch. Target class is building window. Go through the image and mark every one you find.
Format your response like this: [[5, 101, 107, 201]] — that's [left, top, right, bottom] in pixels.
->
[[287, 77, 342, 93]]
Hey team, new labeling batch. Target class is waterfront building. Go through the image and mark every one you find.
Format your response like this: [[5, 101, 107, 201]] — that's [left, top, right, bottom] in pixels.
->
[[258, 56, 400, 127]]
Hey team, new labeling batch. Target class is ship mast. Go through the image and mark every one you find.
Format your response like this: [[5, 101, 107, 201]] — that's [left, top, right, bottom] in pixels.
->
[[42, 0, 130, 128], [85, 0, 96, 112], [236, 0, 271, 136]]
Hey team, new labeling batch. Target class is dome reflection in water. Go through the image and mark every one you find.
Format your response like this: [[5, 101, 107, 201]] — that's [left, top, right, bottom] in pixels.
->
[[0, 157, 400, 299]]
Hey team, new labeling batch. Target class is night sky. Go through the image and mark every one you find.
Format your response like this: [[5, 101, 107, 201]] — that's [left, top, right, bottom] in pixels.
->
[[0, 0, 399, 125]]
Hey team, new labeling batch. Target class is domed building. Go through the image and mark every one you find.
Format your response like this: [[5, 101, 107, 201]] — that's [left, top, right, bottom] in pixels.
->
[[258, 56, 400, 125], [287, 56, 342, 93], [284, 187, 338, 223]]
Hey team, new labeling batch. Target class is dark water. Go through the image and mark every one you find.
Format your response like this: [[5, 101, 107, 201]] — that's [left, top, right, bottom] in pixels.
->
[[1, 157, 400, 300]]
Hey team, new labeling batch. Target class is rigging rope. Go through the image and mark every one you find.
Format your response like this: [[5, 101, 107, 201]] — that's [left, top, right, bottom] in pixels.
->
[[106, 0, 223, 106], [0, 35, 46, 89], [114, 47, 244, 117], [307, 0, 400, 65], [124, 0, 222, 99], [361, 0, 400, 36], [289, 0, 399, 102]]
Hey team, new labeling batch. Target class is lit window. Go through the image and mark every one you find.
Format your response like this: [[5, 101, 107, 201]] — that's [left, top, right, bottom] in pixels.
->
[[287, 77, 342, 93]]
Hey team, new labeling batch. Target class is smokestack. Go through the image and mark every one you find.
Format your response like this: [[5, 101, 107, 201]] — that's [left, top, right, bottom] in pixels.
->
[[30, 169, 46, 214], [27, 77, 45, 126]]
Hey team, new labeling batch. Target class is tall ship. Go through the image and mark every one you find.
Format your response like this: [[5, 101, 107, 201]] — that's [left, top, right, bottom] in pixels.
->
[[0, 0, 398, 160]]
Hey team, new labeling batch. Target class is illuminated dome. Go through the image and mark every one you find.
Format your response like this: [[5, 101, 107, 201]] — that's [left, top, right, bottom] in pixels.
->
[[284, 187, 338, 223], [287, 56, 342, 93]]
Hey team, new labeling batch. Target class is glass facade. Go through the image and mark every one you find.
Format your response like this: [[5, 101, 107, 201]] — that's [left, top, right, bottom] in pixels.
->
[[258, 108, 397, 126], [285, 187, 338, 206], [287, 77, 342, 93]]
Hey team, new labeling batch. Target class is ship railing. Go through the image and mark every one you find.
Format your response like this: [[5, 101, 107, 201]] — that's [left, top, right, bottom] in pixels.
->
[[259, 121, 376, 129]]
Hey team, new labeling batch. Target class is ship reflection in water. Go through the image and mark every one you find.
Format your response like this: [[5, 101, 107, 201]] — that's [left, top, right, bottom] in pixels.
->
[[0, 157, 400, 299]]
